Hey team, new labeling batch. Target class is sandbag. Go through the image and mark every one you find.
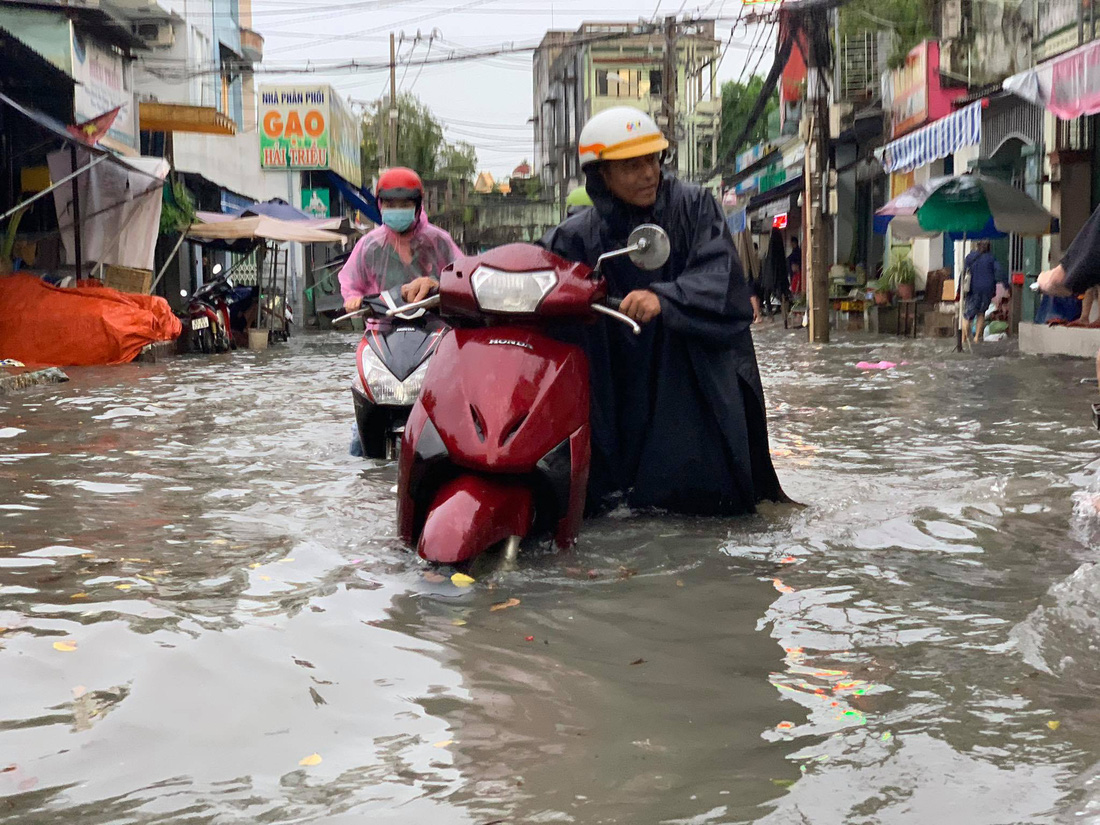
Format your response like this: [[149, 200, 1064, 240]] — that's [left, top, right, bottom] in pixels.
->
[[0, 274, 181, 366]]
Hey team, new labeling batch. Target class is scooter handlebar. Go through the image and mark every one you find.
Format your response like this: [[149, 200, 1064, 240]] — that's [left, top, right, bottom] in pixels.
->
[[385, 294, 441, 317], [331, 306, 374, 324], [593, 300, 641, 335]]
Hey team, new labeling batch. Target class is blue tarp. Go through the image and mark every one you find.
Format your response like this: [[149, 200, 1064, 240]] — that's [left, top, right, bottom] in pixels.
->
[[326, 171, 381, 224]]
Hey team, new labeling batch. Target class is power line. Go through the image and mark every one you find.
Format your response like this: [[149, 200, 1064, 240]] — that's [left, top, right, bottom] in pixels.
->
[[266, 0, 500, 55], [154, 23, 666, 79], [699, 21, 794, 182]]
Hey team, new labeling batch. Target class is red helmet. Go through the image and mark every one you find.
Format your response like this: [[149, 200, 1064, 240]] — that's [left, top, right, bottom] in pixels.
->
[[377, 167, 424, 202]]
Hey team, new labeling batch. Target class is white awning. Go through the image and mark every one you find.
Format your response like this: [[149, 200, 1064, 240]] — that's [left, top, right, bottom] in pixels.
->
[[1004, 39, 1100, 120], [187, 216, 346, 246], [875, 101, 982, 174]]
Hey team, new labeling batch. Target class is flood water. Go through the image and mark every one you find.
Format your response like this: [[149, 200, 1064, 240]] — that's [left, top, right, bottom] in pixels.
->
[[3, 327, 1100, 823]]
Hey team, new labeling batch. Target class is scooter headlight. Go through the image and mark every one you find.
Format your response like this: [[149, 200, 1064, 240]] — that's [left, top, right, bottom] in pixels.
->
[[360, 346, 429, 406], [471, 266, 557, 313]]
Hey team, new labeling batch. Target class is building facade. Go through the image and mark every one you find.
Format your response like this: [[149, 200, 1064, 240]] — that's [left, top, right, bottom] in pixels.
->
[[533, 20, 722, 213]]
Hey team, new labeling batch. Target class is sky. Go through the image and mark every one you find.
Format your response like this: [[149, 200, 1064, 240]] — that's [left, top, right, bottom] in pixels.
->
[[250, 0, 778, 178]]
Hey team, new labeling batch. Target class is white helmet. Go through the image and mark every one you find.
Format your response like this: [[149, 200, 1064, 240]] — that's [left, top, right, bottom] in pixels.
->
[[578, 106, 669, 169]]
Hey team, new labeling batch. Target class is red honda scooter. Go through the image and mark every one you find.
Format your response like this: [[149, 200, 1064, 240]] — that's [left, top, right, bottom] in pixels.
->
[[387, 225, 670, 567]]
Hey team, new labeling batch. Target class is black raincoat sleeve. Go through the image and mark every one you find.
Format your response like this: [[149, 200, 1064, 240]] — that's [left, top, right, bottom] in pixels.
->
[[646, 191, 755, 343], [1062, 203, 1100, 293]]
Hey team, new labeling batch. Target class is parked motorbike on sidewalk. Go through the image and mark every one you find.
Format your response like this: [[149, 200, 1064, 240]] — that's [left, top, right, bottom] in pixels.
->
[[182, 265, 238, 354], [388, 225, 670, 567], [334, 287, 448, 460]]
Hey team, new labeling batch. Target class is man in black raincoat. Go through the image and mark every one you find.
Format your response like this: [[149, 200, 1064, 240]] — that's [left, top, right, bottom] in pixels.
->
[[539, 106, 787, 515]]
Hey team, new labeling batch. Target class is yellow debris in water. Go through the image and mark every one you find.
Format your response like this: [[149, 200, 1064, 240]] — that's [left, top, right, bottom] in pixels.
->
[[53, 641, 77, 652], [298, 753, 322, 766], [1048, 720, 1061, 731], [451, 573, 475, 587]]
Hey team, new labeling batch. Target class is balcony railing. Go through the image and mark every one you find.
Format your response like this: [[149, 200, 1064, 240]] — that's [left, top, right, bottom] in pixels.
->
[[838, 32, 880, 103]]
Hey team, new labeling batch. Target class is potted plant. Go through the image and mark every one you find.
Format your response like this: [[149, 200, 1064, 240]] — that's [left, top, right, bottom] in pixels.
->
[[866, 278, 892, 306], [883, 255, 919, 301]]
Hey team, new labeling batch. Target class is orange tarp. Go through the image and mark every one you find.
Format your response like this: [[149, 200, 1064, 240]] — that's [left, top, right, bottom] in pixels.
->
[[0, 274, 181, 366]]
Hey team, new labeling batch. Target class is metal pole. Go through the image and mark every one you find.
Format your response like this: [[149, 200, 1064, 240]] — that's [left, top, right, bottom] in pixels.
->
[[389, 32, 398, 168], [150, 225, 192, 293], [0, 153, 108, 225], [663, 15, 679, 165], [806, 71, 831, 342], [956, 234, 968, 352], [70, 145, 82, 282]]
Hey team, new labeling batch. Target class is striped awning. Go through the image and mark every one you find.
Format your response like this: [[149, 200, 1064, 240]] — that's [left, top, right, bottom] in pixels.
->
[[875, 101, 982, 174]]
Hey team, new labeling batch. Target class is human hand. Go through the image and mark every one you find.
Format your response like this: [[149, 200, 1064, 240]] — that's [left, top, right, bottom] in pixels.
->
[[343, 296, 363, 312], [619, 290, 662, 324], [1038, 265, 1071, 296], [402, 277, 439, 303]]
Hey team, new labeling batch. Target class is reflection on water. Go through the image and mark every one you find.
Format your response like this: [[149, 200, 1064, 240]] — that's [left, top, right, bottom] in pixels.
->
[[2, 330, 1100, 823]]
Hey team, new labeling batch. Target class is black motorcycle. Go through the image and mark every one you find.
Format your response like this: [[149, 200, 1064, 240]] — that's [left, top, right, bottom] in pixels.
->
[[336, 287, 447, 459]]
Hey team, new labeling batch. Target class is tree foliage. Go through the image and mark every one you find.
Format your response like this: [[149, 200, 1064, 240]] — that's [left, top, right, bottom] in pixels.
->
[[839, 0, 934, 69], [159, 180, 196, 236], [359, 93, 478, 185], [717, 76, 780, 161]]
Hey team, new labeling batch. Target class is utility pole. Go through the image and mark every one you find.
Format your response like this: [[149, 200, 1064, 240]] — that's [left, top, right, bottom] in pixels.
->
[[662, 15, 678, 165], [388, 32, 398, 168], [803, 14, 832, 344]]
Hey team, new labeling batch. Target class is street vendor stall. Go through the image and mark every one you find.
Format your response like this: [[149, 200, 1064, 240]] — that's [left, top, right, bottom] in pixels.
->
[[875, 173, 1054, 350], [185, 209, 346, 347]]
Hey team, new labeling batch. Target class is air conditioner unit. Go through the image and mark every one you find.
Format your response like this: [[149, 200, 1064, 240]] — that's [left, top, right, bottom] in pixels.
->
[[133, 22, 175, 48]]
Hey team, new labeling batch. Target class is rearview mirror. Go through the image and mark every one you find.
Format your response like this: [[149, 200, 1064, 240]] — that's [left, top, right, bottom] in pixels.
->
[[627, 224, 670, 271]]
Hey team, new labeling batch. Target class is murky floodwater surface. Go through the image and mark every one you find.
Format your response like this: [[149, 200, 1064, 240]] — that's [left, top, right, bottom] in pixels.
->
[[3, 329, 1100, 824]]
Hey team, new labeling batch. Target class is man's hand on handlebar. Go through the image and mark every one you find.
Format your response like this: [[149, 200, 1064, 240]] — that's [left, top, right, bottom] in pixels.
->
[[343, 296, 363, 312], [402, 277, 439, 304], [619, 290, 662, 324]]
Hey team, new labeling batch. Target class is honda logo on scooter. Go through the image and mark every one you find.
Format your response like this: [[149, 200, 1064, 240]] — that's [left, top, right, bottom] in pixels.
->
[[488, 338, 534, 350]]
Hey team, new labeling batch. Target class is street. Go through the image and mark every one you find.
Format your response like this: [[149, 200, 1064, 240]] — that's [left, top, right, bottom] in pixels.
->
[[0, 330, 1098, 823]]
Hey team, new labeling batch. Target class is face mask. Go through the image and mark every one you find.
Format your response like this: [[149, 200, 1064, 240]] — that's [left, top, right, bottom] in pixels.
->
[[381, 208, 416, 233]]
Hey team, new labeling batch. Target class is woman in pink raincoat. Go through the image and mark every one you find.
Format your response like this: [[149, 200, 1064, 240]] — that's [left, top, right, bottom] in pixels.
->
[[338, 167, 460, 310]]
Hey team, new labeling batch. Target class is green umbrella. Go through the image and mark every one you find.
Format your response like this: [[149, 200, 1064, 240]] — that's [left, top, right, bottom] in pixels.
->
[[875, 173, 1053, 240], [875, 174, 1054, 352]]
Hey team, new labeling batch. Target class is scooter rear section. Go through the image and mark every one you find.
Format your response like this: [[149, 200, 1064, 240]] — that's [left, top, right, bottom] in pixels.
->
[[398, 326, 591, 560]]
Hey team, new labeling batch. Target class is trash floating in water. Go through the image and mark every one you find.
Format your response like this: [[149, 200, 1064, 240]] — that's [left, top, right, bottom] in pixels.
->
[[856, 361, 897, 370], [433, 740, 453, 748], [490, 597, 521, 612], [525, 636, 535, 642], [451, 573, 475, 588], [776, 721, 795, 730], [0, 359, 25, 367], [298, 753, 322, 766], [0, 428, 24, 438], [52, 640, 77, 652], [1048, 720, 1061, 731]]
